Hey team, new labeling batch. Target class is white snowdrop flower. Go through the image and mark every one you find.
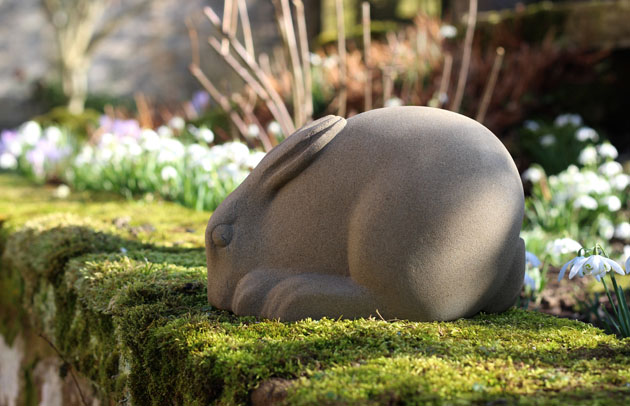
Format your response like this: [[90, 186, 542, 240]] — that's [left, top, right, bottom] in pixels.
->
[[52, 184, 71, 199], [186, 144, 207, 163], [44, 126, 63, 144], [625, 256, 630, 275], [524, 120, 540, 132], [615, 223, 630, 240], [523, 272, 537, 291], [385, 97, 403, 107], [558, 255, 586, 281], [246, 151, 266, 169], [525, 251, 541, 268], [197, 127, 214, 143], [0, 152, 17, 169], [19, 121, 42, 145], [168, 116, 185, 131], [74, 146, 94, 166], [267, 121, 282, 137], [548, 238, 582, 256], [539, 134, 556, 147], [598, 161, 623, 177], [6, 138, 22, 156], [200, 157, 215, 172], [140, 129, 160, 151], [160, 165, 178, 181], [157, 125, 173, 138], [578, 145, 598, 165], [309, 53, 322, 66], [521, 167, 544, 183], [439, 24, 457, 39], [597, 142, 618, 160], [575, 127, 599, 142], [598, 217, 615, 240], [567, 255, 624, 281], [603, 195, 622, 212], [624, 245, 630, 260], [246, 124, 260, 139], [126, 142, 143, 157], [157, 150, 176, 164], [573, 195, 598, 210], [225, 142, 251, 165], [219, 162, 241, 181], [99, 132, 115, 147], [554, 113, 582, 127], [160, 138, 185, 158], [611, 173, 630, 191], [323, 55, 338, 69], [580, 171, 611, 195]]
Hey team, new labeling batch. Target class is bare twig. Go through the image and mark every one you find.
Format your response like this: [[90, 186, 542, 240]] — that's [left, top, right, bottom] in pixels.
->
[[450, 0, 478, 112], [38, 333, 89, 406], [335, 0, 347, 117], [232, 93, 274, 151], [237, 0, 255, 57], [221, 0, 235, 54], [476, 47, 505, 123], [362, 1, 372, 111], [293, 0, 313, 121], [277, 0, 305, 126], [185, 17, 201, 70], [438, 53, 453, 108], [134, 92, 153, 129], [189, 63, 249, 139], [204, 6, 295, 135]]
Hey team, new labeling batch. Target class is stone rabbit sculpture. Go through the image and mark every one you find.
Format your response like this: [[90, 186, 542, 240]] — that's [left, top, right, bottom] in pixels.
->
[[206, 106, 525, 321]]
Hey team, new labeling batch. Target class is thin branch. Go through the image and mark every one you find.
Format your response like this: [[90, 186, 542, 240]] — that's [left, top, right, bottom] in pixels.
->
[[293, 0, 313, 121], [438, 53, 453, 108], [204, 6, 295, 135], [185, 17, 201, 69], [237, 0, 255, 57], [38, 333, 89, 406], [232, 93, 274, 151], [278, 0, 305, 126], [476, 47, 505, 123], [335, 0, 347, 117], [189, 63, 249, 139], [450, 0, 478, 112], [362, 1, 372, 111], [221, 0, 235, 55]]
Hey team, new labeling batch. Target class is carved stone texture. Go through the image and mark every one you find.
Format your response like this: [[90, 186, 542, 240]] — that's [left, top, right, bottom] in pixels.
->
[[206, 106, 525, 322]]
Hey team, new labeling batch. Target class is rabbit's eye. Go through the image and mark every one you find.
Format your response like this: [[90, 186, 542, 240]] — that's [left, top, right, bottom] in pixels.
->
[[211, 224, 233, 247]]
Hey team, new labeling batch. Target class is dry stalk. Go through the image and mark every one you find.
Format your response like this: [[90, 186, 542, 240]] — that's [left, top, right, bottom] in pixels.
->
[[383, 66, 394, 104], [293, 0, 313, 121], [476, 47, 505, 123], [221, 0, 235, 55], [438, 53, 453, 108], [335, 0, 347, 117], [450, 0, 478, 112], [259, 52, 273, 77], [189, 63, 249, 139], [232, 93, 274, 151], [39, 333, 89, 406], [237, 0, 255, 57], [208, 36, 288, 138], [205, 6, 295, 136], [134, 92, 153, 129], [277, 0, 305, 126], [362, 1, 372, 111]]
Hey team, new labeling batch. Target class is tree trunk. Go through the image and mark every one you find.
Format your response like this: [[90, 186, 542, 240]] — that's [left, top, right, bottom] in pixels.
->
[[62, 58, 89, 115]]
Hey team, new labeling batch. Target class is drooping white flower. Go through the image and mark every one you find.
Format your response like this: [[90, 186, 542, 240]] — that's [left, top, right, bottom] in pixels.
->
[[548, 238, 582, 256], [245, 151, 266, 169], [44, 126, 63, 144], [611, 173, 630, 191], [578, 146, 598, 165], [525, 251, 541, 268], [160, 165, 178, 181], [625, 256, 630, 275], [246, 124, 260, 139], [575, 127, 599, 142], [539, 134, 556, 147], [267, 121, 282, 137], [439, 24, 457, 39], [597, 143, 618, 160], [309, 53, 322, 66], [168, 116, 185, 131], [157, 125, 173, 138], [554, 113, 582, 127], [598, 217, 615, 240], [52, 184, 71, 199], [521, 167, 544, 183], [598, 161, 623, 177], [568, 255, 624, 280], [524, 120, 540, 132], [558, 256, 586, 281], [196, 127, 215, 143], [602, 195, 622, 212], [0, 152, 17, 169], [615, 222, 630, 240], [385, 97, 403, 107], [140, 129, 161, 151], [19, 121, 42, 145], [572, 195, 598, 210]]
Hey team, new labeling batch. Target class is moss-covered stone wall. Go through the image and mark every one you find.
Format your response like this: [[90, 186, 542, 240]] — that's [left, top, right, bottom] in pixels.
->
[[1, 173, 630, 405]]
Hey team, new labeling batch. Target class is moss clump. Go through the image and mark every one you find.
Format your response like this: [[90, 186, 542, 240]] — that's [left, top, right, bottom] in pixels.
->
[[2, 173, 630, 405]]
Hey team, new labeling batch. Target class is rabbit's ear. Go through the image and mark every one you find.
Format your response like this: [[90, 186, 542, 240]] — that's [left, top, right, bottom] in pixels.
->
[[256, 115, 346, 195]]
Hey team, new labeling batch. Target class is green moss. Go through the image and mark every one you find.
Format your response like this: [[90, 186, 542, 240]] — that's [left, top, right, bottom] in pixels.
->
[[2, 173, 630, 405]]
